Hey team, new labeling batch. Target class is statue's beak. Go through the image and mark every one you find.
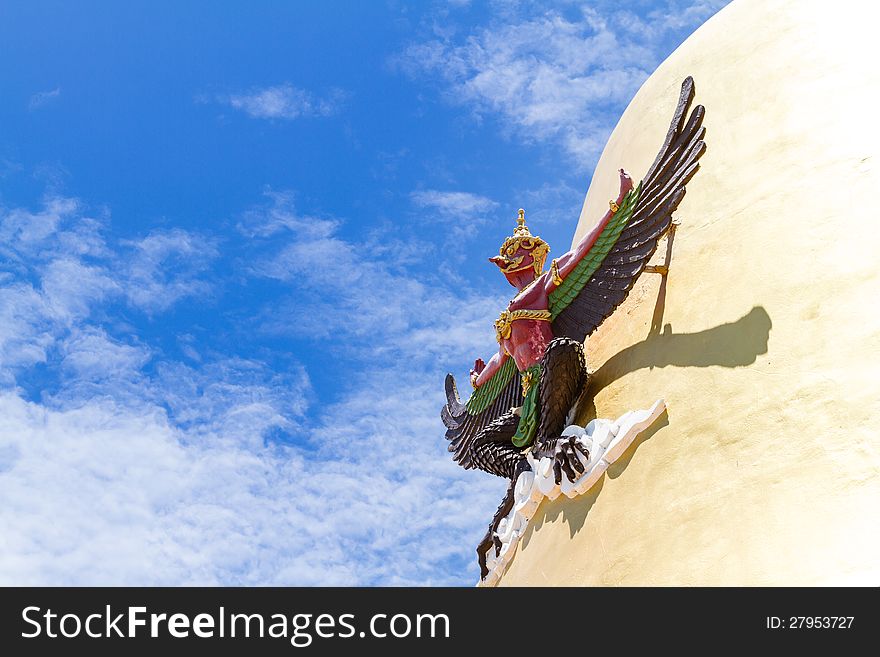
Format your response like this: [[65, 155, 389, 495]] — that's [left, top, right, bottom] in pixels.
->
[[489, 255, 509, 268]]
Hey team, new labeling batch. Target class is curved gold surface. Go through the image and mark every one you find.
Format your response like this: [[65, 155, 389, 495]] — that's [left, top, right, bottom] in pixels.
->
[[498, 0, 880, 586]]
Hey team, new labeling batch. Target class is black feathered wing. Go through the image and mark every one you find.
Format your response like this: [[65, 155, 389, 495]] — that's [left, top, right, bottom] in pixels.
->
[[550, 76, 706, 341], [441, 358, 522, 476]]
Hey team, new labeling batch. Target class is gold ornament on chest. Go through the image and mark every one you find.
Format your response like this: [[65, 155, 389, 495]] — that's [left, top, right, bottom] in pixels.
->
[[494, 308, 552, 343]]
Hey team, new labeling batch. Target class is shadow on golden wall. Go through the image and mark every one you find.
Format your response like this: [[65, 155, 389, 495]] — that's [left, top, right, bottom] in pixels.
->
[[576, 305, 772, 425], [556, 300, 772, 538]]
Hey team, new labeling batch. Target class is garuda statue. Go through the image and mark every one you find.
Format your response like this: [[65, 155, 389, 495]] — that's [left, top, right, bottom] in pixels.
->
[[442, 77, 706, 579]]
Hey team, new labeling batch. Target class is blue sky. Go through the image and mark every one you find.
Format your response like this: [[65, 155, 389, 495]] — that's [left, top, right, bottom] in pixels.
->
[[0, 1, 727, 585]]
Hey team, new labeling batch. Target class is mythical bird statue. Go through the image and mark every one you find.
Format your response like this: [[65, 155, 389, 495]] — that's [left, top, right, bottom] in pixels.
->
[[442, 77, 706, 579]]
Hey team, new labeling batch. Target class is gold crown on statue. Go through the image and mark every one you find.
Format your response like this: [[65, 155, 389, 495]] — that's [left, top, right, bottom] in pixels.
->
[[495, 209, 549, 275]]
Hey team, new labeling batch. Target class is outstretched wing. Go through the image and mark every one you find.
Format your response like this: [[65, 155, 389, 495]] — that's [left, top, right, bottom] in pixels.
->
[[550, 76, 706, 342], [441, 358, 520, 472]]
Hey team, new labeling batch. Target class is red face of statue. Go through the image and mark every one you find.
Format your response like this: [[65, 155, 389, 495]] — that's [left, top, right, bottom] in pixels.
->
[[489, 248, 545, 289]]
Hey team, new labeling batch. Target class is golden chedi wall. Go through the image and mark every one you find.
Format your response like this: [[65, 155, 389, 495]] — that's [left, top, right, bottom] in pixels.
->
[[497, 0, 880, 586]]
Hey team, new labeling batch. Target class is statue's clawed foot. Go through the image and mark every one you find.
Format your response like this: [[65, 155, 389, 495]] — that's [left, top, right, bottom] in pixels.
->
[[537, 435, 590, 485]]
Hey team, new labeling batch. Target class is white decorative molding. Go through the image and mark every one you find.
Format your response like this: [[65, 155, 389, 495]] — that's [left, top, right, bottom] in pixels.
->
[[480, 399, 667, 587]]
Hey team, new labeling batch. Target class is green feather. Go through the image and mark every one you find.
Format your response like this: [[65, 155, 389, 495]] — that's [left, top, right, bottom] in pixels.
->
[[549, 182, 641, 319], [466, 356, 517, 415]]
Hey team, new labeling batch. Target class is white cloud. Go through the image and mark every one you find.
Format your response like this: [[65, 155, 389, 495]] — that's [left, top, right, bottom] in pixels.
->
[[0, 283, 55, 381], [60, 328, 151, 382], [0, 196, 81, 253], [410, 189, 499, 237], [218, 83, 344, 120], [40, 258, 120, 323], [518, 179, 588, 227], [396, 1, 727, 165], [0, 391, 285, 585], [237, 189, 340, 239], [0, 302, 502, 585], [28, 87, 61, 109], [0, 378, 503, 585], [1, 197, 215, 317], [121, 228, 218, 313], [0, 198, 123, 384], [410, 189, 498, 220], [153, 357, 310, 447], [0, 189, 510, 585], [243, 192, 505, 355], [0, 197, 218, 388]]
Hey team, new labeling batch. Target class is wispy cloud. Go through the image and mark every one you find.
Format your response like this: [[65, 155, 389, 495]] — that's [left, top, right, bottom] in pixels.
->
[[237, 189, 338, 239], [60, 327, 150, 378], [28, 87, 61, 110], [242, 190, 503, 351], [121, 228, 218, 313], [0, 196, 217, 380], [0, 196, 83, 252], [0, 377, 502, 584], [410, 189, 499, 238], [395, 1, 727, 165], [213, 83, 345, 120], [518, 180, 585, 228], [0, 188, 508, 585], [410, 189, 497, 216]]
